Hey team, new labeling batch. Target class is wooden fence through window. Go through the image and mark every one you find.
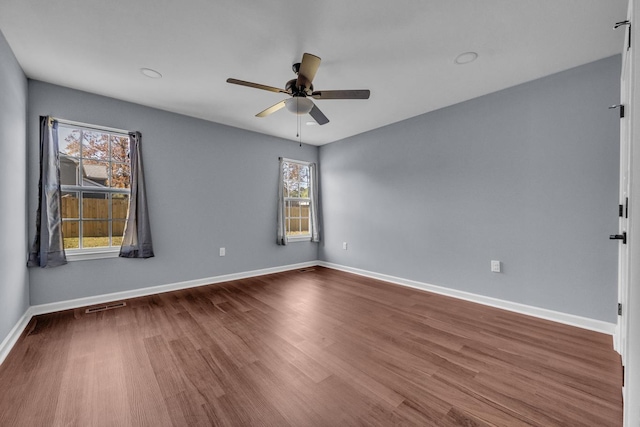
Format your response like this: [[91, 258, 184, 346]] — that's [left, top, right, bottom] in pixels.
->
[[61, 196, 128, 237], [285, 205, 310, 234]]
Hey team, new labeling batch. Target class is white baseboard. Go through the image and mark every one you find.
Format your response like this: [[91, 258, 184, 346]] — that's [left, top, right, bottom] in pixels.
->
[[318, 261, 617, 336], [0, 307, 34, 366]]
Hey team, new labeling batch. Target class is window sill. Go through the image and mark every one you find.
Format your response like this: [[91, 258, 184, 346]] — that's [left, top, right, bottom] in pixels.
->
[[287, 235, 312, 243], [65, 249, 121, 261]]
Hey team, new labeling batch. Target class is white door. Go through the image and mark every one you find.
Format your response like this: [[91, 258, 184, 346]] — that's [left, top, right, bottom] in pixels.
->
[[615, 5, 633, 387]]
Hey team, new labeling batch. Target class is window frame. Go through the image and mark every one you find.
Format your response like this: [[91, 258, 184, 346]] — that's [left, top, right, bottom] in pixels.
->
[[57, 119, 131, 261], [282, 158, 314, 243]]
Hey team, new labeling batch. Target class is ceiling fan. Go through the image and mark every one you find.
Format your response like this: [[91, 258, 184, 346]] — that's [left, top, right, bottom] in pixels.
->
[[226, 53, 370, 125]]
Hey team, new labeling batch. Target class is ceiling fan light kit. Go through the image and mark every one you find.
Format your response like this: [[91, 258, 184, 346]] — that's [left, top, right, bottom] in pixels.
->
[[227, 53, 370, 126], [285, 97, 314, 115]]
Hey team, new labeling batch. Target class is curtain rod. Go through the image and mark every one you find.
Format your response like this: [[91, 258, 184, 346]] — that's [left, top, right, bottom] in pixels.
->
[[279, 157, 313, 166], [51, 116, 131, 135]]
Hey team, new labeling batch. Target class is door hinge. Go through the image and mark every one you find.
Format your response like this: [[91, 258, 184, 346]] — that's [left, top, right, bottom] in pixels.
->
[[626, 197, 629, 218], [618, 303, 623, 316], [614, 20, 631, 50], [609, 104, 625, 118], [620, 198, 629, 218], [623, 365, 625, 387]]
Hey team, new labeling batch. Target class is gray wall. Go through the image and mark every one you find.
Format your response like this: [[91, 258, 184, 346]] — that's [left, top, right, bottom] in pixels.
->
[[0, 30, 29, 341], [28, 81, 319, 305], [319, 55, 621, 323]]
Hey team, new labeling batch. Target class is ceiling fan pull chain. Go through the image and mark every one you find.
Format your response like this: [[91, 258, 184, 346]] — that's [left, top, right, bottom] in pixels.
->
[[298, 113, 302, 147]]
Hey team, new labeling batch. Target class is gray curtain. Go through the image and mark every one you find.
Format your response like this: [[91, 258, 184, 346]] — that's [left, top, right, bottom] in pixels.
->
[[309, 162, 320, 243], [119, 131, 154, 258], [277, 157, 287, 245], [27, 116, 67, 268]]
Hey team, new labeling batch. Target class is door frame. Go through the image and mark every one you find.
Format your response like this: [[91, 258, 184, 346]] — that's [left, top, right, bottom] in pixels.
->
[[623, 1, 640, 425]]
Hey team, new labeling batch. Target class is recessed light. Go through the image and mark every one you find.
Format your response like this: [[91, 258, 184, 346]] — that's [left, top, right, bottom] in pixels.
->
[[454, 52, 478, 65], [140, 68, 162, 78]]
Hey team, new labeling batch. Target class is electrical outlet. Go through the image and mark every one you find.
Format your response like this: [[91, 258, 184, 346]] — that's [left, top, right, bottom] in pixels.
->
[[219, 247, 226, 257], [342, 242, 348, 250], [491, 260, 501, 273]]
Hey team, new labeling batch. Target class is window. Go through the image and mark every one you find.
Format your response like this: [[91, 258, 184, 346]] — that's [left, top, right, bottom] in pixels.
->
[[283, 160, 311, 239], [281, 158, 320, 242], [58, 122, 131, 255]]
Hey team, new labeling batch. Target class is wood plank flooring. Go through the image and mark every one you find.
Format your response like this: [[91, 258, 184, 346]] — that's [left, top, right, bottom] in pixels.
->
[[0, 267, 622, 426]]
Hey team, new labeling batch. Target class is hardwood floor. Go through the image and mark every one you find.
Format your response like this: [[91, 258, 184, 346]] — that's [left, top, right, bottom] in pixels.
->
[[0, 267, 622, 426]]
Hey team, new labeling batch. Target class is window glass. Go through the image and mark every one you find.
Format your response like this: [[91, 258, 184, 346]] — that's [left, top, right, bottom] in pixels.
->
[[81, 131, 109, 160], [110, 162, 130, 189], [58, 122, 131, 252], [58, 127, 81, 158]]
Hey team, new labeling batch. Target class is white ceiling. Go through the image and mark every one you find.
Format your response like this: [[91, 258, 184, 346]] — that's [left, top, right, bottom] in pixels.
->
[[0, 0, 628, 145]]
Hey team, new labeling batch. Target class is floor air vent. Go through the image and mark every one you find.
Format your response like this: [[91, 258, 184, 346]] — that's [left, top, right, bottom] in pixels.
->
[[85, 301, 127, 313], [298, 268, 316, 273]]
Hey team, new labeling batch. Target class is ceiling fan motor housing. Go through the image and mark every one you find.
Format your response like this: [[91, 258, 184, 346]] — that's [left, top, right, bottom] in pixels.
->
[[285, 79, 312, 96]]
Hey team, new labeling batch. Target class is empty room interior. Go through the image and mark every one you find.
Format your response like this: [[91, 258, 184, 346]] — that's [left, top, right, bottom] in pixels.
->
[[2, 0, 640, 426]]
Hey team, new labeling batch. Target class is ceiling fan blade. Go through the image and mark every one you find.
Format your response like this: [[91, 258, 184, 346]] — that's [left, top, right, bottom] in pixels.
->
[[309, 104, 329, 125], [227, 78, 288, 94], [256, 100, 287, 117], [311, 90, 370, 100], [296, 53, 321, 90]]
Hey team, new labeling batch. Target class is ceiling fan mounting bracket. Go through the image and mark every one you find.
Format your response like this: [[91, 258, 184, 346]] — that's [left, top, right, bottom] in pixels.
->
[[292, 62, 301, 75]]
